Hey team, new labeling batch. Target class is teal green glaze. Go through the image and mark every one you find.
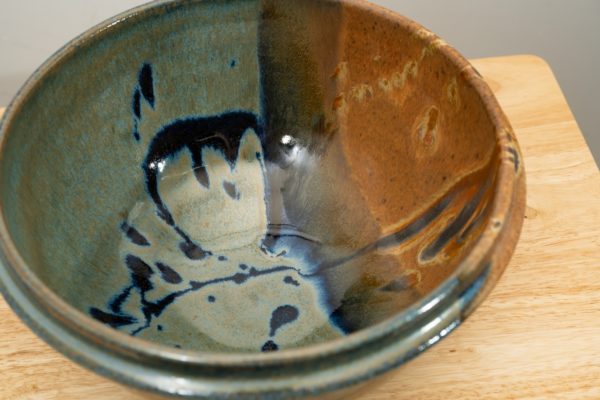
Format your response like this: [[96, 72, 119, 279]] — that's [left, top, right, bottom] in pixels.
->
[[0, 0, 525, 398], [2, 0, 263, 317]]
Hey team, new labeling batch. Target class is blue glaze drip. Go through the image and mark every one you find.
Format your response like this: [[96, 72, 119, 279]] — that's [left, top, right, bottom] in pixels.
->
[[133, 122, 140, 142], [131, 64, 155, 140], [143, 112, 261, 225], [126, 255, 154, 293], [174, 227, 211, 261], [94, 264, 308, 337], [156, 262, 183, 284], [179, 241, 210, 261], [132, 88, 141, 119], [328, 308, 353, 335], [121, 222, 150, 246], [90, 308, 136, 328], [137, 86, 261, 259], [222, 181, 240, 200], [420, 176, 491, 261], [109, 284, 133, 313], [139, 63, 155, 107]]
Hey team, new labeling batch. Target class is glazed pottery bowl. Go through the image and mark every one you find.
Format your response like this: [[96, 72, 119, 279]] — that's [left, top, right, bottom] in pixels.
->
[[0, 0, 525, 398]]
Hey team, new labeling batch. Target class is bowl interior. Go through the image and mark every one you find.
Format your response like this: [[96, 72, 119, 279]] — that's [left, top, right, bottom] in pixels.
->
[[0, 0, 499, 354]]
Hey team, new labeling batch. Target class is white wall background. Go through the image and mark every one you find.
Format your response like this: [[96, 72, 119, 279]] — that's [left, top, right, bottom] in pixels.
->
[[0, 0, 598, 166]]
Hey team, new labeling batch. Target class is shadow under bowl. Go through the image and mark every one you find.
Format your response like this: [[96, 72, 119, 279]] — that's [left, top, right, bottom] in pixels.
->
[[0, 0, 525, 398]]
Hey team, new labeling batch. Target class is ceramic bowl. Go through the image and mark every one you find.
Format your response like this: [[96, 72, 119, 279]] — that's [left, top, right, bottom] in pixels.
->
[[0, 0, 525, 398]]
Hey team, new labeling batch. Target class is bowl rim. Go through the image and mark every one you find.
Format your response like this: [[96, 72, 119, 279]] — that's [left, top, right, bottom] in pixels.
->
[[0, 0, 522, 370]]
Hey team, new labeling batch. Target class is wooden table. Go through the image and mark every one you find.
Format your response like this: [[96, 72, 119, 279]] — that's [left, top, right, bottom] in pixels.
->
[[1, 55, 599, 399]]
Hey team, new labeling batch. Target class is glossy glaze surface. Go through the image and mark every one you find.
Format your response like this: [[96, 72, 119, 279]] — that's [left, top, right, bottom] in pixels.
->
[[0, 0, 525, 398]]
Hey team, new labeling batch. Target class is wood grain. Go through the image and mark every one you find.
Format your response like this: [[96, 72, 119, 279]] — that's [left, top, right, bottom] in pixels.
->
[[1, 55, 599, 399]]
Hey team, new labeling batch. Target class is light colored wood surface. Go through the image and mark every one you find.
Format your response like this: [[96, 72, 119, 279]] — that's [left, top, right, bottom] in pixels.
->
[[1, 55, 599, 399]]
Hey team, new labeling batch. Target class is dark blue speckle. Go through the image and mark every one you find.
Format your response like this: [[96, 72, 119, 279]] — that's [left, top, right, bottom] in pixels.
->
[[208, 295, 216, 303], [218, 255, 227, 261], [157, 324, 163, 331], [261, 340, 279, 352], [230, 59, 237, 68], [269, 305, 299, 337], [239, 264, 248, 270], [283, 276, 300, 287]]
